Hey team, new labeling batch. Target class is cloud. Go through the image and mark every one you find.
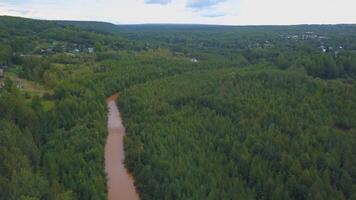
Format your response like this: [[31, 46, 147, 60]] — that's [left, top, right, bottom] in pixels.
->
[[1, 0, 37, 5], [199, 10, 225, 17], [0, 0, 355, 25], [6, 8, 30, 15], [0, 2, 32, 16], [186, 0, 228, 18], [144, 0, 172, 5], [186, 0, 227, 9]]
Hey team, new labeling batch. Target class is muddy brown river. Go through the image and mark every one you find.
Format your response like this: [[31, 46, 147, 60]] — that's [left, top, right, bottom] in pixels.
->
[[105, 94, 139, 200]]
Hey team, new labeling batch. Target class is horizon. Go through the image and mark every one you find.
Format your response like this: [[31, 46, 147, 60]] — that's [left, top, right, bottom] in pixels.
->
[[0, 0, 356, 25], [2, 15, 356, 27]]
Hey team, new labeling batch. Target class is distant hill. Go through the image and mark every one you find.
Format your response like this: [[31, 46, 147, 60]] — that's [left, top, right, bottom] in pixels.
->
[[2, 15, 356, 35], [55, 20, 121, 34], [55, 20, 236, 33]]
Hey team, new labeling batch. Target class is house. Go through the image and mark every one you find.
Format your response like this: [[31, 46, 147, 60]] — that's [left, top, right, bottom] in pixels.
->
[[320, 46, 327, 53], [0, 69, 4, 78], [190, 58, 199, 63], [88, 47, 95, 53]]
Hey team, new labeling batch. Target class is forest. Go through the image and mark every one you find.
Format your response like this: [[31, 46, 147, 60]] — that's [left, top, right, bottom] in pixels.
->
[[0, 16, 355, 200]]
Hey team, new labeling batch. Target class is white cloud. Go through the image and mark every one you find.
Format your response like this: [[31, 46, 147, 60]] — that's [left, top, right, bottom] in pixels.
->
[[199, 10, 226, 17], [0, 0, 355, 25], [145, 0, 172, 5], [186, 0, 227, 9], [185, 0, 231, 18], [237, 0, 356, 25]]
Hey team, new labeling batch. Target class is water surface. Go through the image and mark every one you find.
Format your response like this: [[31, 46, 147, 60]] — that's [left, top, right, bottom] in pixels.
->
[[105, 94, 139, 200]]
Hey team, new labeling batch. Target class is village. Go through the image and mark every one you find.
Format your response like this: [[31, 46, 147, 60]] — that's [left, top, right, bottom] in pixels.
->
[[37, 44, 95, 55], [283, 31, 344, 54], [0, 42, 95, 90], [25, 42, 95, 56]]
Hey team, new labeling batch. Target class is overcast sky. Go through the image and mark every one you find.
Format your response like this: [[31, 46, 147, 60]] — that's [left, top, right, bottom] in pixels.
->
[[0, 0, 355, 25]]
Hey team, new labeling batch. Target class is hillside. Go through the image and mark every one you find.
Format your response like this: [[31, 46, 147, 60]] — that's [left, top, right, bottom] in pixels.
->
[[0, 16, 355, 200]]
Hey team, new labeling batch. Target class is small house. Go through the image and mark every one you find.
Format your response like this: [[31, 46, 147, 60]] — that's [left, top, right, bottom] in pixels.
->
[[88, 47, 95, 53], [190, 58, 199, 63], [0, 69, 4, 78]]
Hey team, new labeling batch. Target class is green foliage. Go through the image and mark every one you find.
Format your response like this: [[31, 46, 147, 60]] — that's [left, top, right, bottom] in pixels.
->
[[0, 92, 48, 199], [119, 69, 356, 199], [1, 16, 356, 200], [19, 57, 51, 82], [0, 44, 12, 64]]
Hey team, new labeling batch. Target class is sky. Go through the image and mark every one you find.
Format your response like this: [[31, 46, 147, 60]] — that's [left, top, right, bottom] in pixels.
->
[[0, 0, 355, 25]]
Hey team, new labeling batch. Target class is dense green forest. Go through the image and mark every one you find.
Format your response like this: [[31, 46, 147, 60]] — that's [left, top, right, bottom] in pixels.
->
[[0, 16, 355, 199]]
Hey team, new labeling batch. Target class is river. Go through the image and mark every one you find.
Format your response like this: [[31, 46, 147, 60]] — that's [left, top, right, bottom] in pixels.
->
[[105, 94, 139, 200]]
